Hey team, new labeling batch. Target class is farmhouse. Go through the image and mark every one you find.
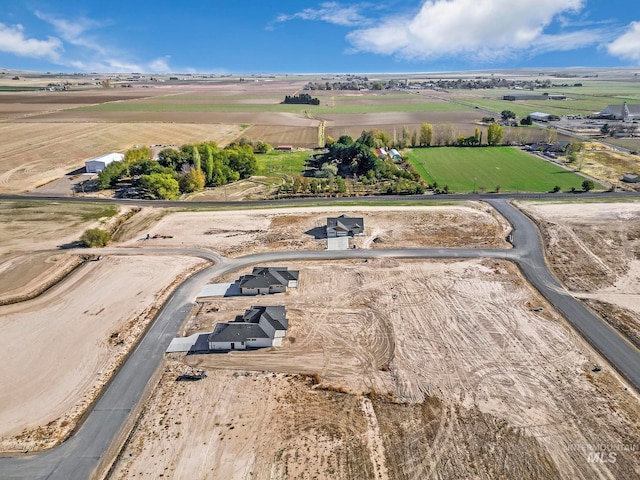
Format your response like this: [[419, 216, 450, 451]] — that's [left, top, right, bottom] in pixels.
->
[[85, 153, 125, 173], [375, 148, 388, 159], [598, 102, 640, 122], [327, 214, 364, 237], [238, 267, 299, 295], [208, 306, 288, 351]]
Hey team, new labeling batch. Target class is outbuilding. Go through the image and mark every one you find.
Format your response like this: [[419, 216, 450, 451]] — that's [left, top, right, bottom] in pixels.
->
[[85, 152, 125, 173]]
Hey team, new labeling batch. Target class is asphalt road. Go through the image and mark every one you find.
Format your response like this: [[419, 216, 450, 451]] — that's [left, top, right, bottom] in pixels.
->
[[0, 198, 639, 479]]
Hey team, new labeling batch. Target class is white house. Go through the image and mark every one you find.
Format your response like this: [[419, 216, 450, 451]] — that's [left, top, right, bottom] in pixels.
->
[[208, 306, 288, 351], [85, 152, 125, 174]]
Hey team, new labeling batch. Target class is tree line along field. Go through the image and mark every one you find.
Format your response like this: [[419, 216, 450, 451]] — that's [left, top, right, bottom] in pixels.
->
[[407, 147, 591, 193]]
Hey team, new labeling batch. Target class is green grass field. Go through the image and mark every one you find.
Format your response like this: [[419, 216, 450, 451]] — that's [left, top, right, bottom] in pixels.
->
[[407, 146, 591, 193], [254, 151, 310, 176]]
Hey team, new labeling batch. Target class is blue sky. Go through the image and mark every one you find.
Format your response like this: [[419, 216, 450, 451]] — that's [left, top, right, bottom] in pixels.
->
[[1, 0, 639, 74]]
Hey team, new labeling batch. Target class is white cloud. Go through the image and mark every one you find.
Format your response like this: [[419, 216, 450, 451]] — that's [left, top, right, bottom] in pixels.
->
[[0, 22, 62, 60], [607, 22, 640, 62], [273, 2, 370, 27], [32, 11, 176, 73], [148, 56, 171, 73], [346, 0, 592, 62]]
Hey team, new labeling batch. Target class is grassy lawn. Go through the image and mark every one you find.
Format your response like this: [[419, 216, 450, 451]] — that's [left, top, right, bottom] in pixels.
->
[[407, 146, 590, 193], [254, 151, 309, 176]]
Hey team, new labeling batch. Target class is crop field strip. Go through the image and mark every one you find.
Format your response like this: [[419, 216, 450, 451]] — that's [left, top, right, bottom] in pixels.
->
[[72, 101, 471, 114], [408, 146, 589, 193]]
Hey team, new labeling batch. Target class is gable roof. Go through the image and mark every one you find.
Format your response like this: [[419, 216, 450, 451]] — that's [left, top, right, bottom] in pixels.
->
[[327, 214, 364, 233], [208, 305, 288, 344], [243, 305, 288, 331], [208, 323, 269, 343], [239, 267, 299, 289]]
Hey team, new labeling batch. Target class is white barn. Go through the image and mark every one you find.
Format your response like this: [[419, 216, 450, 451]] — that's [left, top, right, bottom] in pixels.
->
[[85, 153, 125, 174]]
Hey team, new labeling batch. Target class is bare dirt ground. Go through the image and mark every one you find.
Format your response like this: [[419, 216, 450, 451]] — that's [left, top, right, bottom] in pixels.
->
[[0, 200, 208, 452], [125, 203, 511, 256], [518, 201, 640, 348], [113, 259, 640, 479], [0, 254, 206, 452], [0, 123, 243, 193]]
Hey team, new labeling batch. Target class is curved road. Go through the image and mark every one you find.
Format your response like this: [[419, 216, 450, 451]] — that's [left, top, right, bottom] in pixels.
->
[[0, 199, 639, 479]]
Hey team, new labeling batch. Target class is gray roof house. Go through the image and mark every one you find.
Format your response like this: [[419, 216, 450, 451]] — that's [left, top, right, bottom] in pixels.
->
[[238, 267, 299, 295], [598, 103, 640, 122], [622, 173, 640, 183], [208, 305, 288, 351], [327, 215, 364, 237]]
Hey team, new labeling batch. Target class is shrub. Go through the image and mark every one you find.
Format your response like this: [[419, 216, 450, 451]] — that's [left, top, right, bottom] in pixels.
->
[[582, 179, 595, 192], [80, 228, 111, 247]]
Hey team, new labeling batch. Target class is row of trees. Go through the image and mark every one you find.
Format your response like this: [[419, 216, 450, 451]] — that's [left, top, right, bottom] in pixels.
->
[[282, 93, 320, 105], [97, 142, 258, 199]]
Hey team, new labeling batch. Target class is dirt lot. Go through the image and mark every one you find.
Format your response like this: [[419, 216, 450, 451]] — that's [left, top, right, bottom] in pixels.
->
[[0, 254, 205, 452], [125, 203, 511, 256], [0, 200, 208, 452], [518, 201, 640, 348], [112, 259, 640, 479]]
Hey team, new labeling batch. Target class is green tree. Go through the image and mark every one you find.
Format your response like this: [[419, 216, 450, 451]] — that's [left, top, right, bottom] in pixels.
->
[[225, 145, 257, 179], [129, 159, 173, 177], [400, 125, 411, 148], [80, 228, 111, 247], [192, 145, 201, 172], [140, 173, 180, 199], [501, 110, 516, 120], [157, 148, 182, 170], [254, 141, 272, 154], [375, 130, 391, 147], [179, 168, 206, 193], [97, 161, 128, 189], [474, 127, 481, 143], [520, 116, 532, 126], [337, 135, 354, 146], [419, 123, 433, 146], [202, 145, 214, 184], [487, 122, 503, 145], [582, 179, 595, 192], [124, 146, 151, 163]]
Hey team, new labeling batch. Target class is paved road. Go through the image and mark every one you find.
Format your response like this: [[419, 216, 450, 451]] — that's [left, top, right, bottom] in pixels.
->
[[0, 199, 639, 479], [2, 190, 640, 209]]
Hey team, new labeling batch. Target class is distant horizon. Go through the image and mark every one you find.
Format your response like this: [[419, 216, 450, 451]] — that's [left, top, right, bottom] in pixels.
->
[[1, 1, 639, 75], [3, 65, 639, 78]]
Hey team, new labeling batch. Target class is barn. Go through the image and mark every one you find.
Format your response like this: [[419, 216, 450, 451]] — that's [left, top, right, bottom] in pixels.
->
[[85, 153, 125, 174]]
